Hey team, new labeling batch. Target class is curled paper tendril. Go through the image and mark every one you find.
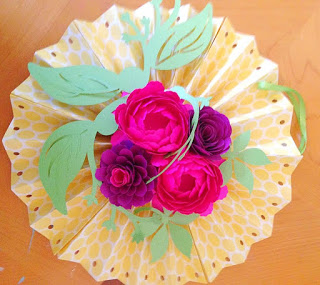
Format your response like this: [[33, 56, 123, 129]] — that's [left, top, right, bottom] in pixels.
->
[[258, 81, 307, 154]]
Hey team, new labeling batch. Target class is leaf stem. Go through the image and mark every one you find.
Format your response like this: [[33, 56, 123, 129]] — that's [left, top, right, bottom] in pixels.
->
[[84, 132, 100, 205], [162, 0, 181, 31]]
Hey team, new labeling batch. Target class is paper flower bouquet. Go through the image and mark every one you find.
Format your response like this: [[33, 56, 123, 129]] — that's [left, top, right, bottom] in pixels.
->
[[3, 0, 306, 284]]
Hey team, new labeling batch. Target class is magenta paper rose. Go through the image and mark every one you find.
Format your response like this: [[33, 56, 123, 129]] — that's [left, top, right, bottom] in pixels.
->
[[95, 141, 157, 209], [152, 154, 228, 216], [114, 81, 189, 155]]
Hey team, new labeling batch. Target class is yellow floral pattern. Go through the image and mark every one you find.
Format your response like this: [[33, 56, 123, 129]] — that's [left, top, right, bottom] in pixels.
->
[[2, 2, 302, 284]]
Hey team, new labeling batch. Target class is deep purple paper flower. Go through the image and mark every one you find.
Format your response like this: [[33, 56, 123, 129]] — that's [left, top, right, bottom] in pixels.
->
[[95, 140, 157, 209], [190, 106, 232, 159]]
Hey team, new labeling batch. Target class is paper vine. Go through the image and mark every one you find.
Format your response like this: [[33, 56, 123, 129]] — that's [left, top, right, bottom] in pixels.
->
[[219, 131, 271, 193], [103, 205, 199, 262]]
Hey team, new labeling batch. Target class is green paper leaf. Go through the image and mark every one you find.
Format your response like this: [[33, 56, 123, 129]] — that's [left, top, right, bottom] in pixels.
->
[[102, 220, 117, 232], [168, 222, 193, 258], [150, 225, 169, 262], [28, 63, 120, 105], [83, 195, 98, 206], [233, 131, 251, 152], [131, 226, 145, 243], [39, 121, 96, 214], [219, 159, 233, 186], [139, 219, 161, 238], [155, 4, 213, 70], [238, 148, 271, 166], [94, 96, 127, 136], [163, 208, 172, 216], [170, 212, 199, 225], [234, 159, 254, 193]]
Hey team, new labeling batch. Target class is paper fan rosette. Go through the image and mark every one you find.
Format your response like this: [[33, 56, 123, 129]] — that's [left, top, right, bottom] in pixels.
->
[[3, 0, 307, 284]]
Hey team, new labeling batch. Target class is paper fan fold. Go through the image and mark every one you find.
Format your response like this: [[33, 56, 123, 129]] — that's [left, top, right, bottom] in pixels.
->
[[3, 2, 302, 284]]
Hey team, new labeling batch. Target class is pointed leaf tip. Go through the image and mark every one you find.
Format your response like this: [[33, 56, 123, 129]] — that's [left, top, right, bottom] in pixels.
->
[[150, 225, 169, 262], [239, 148, 271, 166], [234, 159, 254, 193]]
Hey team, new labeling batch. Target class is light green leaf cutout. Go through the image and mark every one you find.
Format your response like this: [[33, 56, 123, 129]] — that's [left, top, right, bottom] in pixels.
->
[[233, 130, 251, 152], [150, 225, 169, 263], [39, 121, 96, 214], [94, 96, 127, 136], [170, 212, 199, 225], [219, 159, 233, 186], [234, 159, 254, 193], [28, 63, 120, 105], [131, 226, 145, 243], [168, 222, 193, 258], [238, 148, 271, 166], [155, 3, 213, 70], [140, 220, 161, 238]]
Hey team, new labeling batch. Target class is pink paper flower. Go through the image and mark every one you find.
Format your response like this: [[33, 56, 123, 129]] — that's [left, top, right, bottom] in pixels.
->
[[114, 81, 189, 155], [152, 154, 227, 216]]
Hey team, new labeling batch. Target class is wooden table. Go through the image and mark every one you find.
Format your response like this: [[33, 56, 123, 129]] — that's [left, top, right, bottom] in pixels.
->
[[0, 0, 319, 284]]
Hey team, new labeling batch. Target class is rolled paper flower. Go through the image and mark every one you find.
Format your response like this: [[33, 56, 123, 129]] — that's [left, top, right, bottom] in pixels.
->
[[114, 81, 189, 155], [96, 140, 157, 209], [152, 154, 227, 216], [190, 106, 232, 159]]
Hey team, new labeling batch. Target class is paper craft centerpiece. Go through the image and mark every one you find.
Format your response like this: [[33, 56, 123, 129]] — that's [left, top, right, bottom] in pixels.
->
[[3, 0, 306, 284]]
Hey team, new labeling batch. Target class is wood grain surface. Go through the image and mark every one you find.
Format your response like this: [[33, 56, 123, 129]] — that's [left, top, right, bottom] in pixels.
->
[[0, 0, 319, 284]]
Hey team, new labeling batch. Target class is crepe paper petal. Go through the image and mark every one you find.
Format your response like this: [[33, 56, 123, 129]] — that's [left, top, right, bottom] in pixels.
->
[[258, 81, 307, 154], [219, 159, 233, 186], [39, 121, 96, 214], [168, 222, 193, 258], [234, 159, 254, 193], [146, 86, 204, 184], [28, 63, 120, 105], [170, 212, 199, 225], [155, 4, 213, 70], [232, 130, 251, 153], [150, 225, 169, 263], [238, 148, 271, 166]]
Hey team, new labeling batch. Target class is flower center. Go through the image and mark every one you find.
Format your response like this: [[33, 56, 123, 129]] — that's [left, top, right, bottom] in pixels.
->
[[110, 168, 130, 187], [144, 112, 170, 130], [179, 174, 196, 192]]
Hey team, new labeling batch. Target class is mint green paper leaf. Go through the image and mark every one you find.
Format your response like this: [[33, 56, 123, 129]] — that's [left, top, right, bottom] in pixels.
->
[[170, 212, 199, 225], [219, 159, 233, 186], [28, 63, 121, 105], [234, 159, 254, 193], [168, 222, 193, 258], [150, 225, 169, 262], [94, 96, 127, 136], [139, 220, 161, 238], [238, 148, 271, 166], [102, 219, 117, 232], [131, 226, 145, 243], [163, 208, 172, 216], [155, 4, 213, 70], [39, 121, 96, 214], [233, 130, 251, 152]]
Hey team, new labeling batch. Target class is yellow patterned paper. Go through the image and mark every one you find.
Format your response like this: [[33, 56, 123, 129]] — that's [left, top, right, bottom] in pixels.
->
[[2, 3, 302, 284]]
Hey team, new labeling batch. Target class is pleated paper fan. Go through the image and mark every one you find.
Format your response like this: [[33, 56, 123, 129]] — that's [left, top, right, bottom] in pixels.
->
[[2, 1, 304, 284]]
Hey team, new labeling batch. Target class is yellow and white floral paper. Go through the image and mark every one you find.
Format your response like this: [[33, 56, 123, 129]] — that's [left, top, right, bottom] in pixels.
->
[[3, 3, 302, 284]]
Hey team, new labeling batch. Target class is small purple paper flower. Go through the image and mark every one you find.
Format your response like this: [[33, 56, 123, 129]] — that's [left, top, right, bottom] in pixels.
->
[[190, 106, 232, 159], [96, 140, 157, 209]]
